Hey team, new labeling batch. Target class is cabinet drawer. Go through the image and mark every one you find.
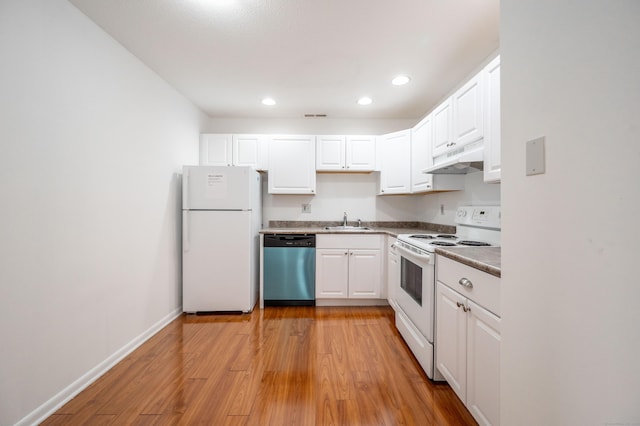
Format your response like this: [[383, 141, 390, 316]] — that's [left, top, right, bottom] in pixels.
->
[[437, 255, 501, 317], [317, 234, 382, 249]]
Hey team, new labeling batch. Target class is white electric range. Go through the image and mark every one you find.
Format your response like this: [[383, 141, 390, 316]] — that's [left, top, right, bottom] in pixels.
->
[[392, 206, 501, 380]]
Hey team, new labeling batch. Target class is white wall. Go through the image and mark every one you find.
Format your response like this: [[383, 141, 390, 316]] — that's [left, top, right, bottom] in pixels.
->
[[262, 173, 421, 224], [414, 171, 501, 224], [0, 1, 204, 424], [203, 117, 416, 135], [501, 1, 640, 424], [262, 171, 500, 225]]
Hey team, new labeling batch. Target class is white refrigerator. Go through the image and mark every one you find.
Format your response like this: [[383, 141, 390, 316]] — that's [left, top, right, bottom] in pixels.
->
[[182, 165, 261, 313]]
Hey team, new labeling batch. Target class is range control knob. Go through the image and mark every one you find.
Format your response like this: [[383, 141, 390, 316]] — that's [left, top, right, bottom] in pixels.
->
[[457, 209, 467, 218]]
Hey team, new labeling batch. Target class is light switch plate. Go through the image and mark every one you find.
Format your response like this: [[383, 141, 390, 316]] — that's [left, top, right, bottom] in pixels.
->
[[526, 137, 545, 176]]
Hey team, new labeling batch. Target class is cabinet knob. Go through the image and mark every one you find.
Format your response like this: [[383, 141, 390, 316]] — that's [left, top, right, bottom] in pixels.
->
[[458, 278, 473, 288]]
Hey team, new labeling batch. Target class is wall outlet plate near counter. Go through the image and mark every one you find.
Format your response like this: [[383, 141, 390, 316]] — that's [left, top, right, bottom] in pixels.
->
[[526, 136, 545, 176]]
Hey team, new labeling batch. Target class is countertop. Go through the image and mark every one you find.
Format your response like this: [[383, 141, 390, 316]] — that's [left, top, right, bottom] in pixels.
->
[[260, 221, 456, 238], [434, 246, 501, 278]]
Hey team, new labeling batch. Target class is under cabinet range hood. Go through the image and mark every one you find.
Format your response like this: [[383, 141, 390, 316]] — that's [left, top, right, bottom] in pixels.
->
[[422, 146, 484, 174]]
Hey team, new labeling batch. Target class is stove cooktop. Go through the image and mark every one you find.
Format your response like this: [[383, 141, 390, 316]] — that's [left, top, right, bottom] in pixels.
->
[[397, 233, 493, 252]]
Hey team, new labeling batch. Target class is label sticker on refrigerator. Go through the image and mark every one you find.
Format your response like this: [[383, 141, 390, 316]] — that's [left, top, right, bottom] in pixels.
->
[[206, 173, 227, 199]]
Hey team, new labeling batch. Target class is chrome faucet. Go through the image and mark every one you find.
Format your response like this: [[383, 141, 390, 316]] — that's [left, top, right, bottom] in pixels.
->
[[357, 218, 362, 228], [342, 212, 348, 227]]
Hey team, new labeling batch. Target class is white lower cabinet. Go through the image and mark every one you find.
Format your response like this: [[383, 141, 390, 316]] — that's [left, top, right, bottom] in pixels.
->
[[316, 235, 382, 299], [436, 256, 501, 426], [466, 299, 501, 426]]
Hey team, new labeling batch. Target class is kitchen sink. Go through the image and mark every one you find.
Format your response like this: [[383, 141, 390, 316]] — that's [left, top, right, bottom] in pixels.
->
[[323, 226, 371, 231]]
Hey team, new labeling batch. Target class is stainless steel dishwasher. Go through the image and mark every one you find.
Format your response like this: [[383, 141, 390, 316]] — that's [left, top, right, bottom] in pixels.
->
[[263, 234, 315, 306]]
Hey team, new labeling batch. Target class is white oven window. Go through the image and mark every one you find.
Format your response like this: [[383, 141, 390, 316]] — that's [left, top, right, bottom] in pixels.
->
[[401, 257, 422, 306]]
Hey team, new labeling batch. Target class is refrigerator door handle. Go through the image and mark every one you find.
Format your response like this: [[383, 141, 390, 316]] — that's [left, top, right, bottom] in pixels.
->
[[183, 167, 189, 209], [183, 211, 190, 252]]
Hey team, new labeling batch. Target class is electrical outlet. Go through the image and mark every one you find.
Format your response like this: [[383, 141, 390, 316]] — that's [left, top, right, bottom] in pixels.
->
[[440, 204, 445, 215], [302, 203, 311, 213]]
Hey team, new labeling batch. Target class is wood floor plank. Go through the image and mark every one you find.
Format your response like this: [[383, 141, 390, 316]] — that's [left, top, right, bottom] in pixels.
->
[[44, 306, 477, 425]]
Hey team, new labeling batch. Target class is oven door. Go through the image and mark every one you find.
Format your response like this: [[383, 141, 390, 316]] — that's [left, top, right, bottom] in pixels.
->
[[395, 243, 435, 343]]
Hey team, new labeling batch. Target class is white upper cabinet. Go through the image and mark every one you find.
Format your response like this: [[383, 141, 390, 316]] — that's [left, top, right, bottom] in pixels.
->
[[316, 135, 345, 171], [378, 129, 411, 195], [452, 72, 484, 148], [345, 135, 376, 171], [411, 114, 434, 193], [483, 56, 501, 183], [316, 135, 376, 171], [267, 135, 316, 194], [411, 114, 464, 194], [232, 134, 268, 170], [200, 133, 267, 170], [431, 98, 454, 158], [431, 67, 485, 161], [200, 134, 232, 166]]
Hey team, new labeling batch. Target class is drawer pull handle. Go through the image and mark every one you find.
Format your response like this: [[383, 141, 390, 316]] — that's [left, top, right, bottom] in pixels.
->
[[459, 278, 473, 288], [456, 301, 471, 312]]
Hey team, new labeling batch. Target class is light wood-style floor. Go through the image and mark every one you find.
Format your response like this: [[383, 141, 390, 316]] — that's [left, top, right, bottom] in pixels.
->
[[43, 306, 476, 425]]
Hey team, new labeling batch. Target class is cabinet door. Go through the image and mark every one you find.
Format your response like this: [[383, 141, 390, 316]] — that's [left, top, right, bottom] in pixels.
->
[[268, 135, 316, 194], [233, 134, 268, 170], [316, 135, 346, 171], [453, 72, 484, 148], [348, 249, 381, 298], [436, 282, 468, 403], [467, 300, 501, 426], [200, 134, 232, 166], [483, 56, 501, 183], [431, 98, 454, 158], [346, 135, 376, 171], [411, 114, 434, 193], [316, 249, 349, 298], [379, 130, 411, 194]]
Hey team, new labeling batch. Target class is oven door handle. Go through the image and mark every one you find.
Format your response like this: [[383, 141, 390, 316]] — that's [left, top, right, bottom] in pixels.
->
[[396, 243, 434, 264]]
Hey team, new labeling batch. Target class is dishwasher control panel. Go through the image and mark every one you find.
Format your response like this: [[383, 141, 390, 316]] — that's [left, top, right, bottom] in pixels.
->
[[264, 234, 316, 247]]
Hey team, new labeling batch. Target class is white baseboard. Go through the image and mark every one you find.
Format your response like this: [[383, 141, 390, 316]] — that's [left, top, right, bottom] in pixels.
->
[[17, 307, 183, 426], [315, 299, 390, 307]]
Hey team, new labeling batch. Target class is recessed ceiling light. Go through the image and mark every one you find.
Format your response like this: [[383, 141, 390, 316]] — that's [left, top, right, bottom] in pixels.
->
[[357, 97, 373, 106], [262, 97, 276, 106], [392, 75, 411, 86]]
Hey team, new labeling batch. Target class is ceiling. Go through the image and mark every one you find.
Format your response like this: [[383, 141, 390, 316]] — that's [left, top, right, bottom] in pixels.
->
[[68, 0, 500, 120]]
